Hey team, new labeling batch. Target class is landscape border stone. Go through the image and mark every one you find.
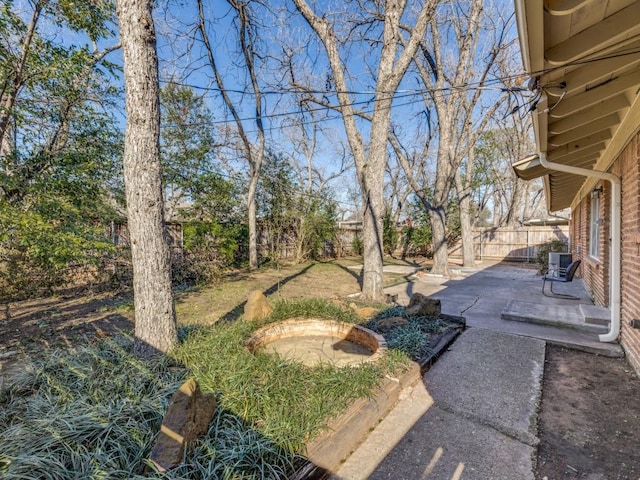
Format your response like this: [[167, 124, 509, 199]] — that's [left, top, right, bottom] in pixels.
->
[[246, 318, 388, 365]]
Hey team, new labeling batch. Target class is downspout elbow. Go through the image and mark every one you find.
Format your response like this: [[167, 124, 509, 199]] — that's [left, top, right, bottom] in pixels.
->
[[538, 153, 621, 343]]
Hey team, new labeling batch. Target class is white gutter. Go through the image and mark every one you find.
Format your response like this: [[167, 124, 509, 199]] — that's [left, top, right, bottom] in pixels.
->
[[538, 152, 621, 342], [513, 0, 531, 72]]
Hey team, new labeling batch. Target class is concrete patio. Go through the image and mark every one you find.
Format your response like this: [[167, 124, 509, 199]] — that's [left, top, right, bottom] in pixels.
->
[[384, 259, 621, 357], [331, 260, 624, 479]]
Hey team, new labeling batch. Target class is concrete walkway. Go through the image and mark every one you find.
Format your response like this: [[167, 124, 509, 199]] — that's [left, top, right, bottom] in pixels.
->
[[332, 261, 623, 479]]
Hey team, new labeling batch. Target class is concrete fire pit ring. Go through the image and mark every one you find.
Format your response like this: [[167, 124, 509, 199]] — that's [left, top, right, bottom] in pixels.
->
[[246, 318, 387, 367]]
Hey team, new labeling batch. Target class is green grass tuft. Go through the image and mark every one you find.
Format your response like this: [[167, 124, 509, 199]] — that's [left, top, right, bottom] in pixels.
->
[[266, 297, 360, 324]]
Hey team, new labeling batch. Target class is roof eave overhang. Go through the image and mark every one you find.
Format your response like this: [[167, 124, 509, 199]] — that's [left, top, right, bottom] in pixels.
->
[[513, 0, 640, 212]]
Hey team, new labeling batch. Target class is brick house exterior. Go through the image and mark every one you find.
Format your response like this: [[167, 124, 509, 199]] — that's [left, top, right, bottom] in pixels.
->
[[570, 133, 640, 372], [513, 0, 640, 373]]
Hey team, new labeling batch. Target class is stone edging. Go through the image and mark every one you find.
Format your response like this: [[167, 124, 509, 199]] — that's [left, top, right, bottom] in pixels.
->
[[246, 318, 388, 365]]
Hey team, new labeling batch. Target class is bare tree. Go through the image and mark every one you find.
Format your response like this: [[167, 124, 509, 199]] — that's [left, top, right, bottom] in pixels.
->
[[281, 114, 352, 261], [480, 115, 543, 227], [116, 0, 177, 357], [195, 0, 265, 270], [404, 0, 512, 272], [291, 0, 438, 300]]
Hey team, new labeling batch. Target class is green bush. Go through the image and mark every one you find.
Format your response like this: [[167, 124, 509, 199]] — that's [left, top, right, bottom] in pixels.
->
[[0, 204, 117, 301], [535, 239, 568, 274], [171, 221, 248, 286]]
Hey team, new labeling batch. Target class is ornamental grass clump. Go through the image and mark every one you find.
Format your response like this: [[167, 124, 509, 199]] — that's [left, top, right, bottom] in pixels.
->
[[0, 336, 186, 479], [264, 296, 360, 324], [365, 306, 449, 360], [0, 336, 301, 479]]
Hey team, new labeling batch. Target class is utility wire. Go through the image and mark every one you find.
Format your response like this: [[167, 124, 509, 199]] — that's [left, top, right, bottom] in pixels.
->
[[159, 47, 640, 132], [161, 46, 640, 99]]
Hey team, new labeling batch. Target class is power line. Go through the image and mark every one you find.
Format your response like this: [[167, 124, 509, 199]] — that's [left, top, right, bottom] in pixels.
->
[[159, 47, 640, 133], [161, 45, 640, 103]]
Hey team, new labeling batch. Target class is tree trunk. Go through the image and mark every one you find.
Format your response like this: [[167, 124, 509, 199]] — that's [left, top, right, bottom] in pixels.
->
[[429, 207, 449, 276], [196, 0, 264, 271], [455, 171, 476, 267], [116, 0, 177, 358], [247, 171, 259, 269], [429, 135, 453, 275], [360, 161, 385, 299], [521, 181, 533, 222]]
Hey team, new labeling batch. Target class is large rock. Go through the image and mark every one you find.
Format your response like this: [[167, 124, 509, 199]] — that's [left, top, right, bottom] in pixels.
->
[[406, 293, 441, 317], [244, 290, 272, 321], [150, 378, 217, 472]]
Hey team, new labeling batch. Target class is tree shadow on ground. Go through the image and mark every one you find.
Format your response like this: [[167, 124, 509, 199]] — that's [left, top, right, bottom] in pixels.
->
[[218, 263, 319, 322], [327, 261, 364, 290], [0, 292, 133, 355]]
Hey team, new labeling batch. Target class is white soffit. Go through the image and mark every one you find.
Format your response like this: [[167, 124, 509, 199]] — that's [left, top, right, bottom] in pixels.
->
[[514, 0, 640, 212]]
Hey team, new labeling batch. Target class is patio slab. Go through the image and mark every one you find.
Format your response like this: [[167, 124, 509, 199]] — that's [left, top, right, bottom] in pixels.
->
[[501, 299, 608, 334], [365, 405, 535, 480], [383, 262, 624, 357], [424, 328, 544, 447]]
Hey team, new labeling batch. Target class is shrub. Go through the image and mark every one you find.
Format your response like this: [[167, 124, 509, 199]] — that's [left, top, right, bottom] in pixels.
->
[[535, 238, 568, 274]]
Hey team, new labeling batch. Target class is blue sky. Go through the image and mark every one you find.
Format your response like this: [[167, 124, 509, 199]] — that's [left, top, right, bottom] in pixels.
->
[[10, 0, 526, 218]]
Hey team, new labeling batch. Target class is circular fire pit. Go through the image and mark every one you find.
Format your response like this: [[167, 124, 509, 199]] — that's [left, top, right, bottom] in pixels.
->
[[246, 318, 387, 367]]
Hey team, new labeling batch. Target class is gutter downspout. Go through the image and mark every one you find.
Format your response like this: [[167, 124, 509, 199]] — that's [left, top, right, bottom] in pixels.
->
[[538, 152, 621, 342]]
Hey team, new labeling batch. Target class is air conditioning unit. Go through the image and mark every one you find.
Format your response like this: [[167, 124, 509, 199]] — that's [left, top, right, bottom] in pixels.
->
[[548, 252, 572, 278]]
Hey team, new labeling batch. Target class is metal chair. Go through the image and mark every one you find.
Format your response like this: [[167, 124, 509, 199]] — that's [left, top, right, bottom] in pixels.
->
[[542, 259, 581, 299]]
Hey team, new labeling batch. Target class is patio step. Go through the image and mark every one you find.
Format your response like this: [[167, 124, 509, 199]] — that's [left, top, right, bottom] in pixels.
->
[[501, 300, 608, 334], [580, 304, 610, 326]]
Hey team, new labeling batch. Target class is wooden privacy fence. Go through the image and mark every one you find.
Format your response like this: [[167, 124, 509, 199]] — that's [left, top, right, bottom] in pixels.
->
[[448, 226, 570, 262]]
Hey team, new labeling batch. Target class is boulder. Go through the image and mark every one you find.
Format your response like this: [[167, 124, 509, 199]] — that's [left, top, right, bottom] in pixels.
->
[[376, 316, 408, 332], [150, 378, 217, 472], [405, 293, 441, 317], [244, 290, 272, 321]]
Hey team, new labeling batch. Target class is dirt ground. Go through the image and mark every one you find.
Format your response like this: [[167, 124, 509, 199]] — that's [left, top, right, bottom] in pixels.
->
[[0, 259, 412, 357], [537, 345, 640, 480]]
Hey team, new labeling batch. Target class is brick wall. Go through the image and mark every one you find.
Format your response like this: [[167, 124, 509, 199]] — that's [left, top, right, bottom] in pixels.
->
[[618, 133, 640, 374], [574, 131, 640, 373], [572, 182, 608, 306]]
